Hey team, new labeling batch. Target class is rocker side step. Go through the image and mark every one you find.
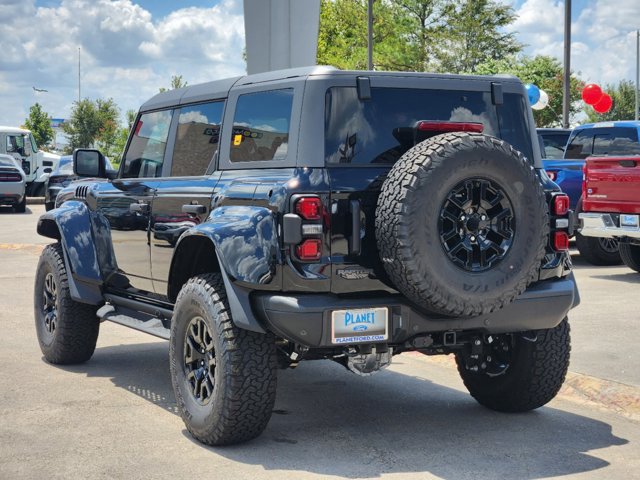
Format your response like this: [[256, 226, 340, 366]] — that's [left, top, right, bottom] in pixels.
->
[[97, 304, 171, 340]]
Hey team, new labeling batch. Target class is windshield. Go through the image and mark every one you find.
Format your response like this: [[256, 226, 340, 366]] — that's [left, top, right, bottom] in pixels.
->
[[325, 87, 534, 165]]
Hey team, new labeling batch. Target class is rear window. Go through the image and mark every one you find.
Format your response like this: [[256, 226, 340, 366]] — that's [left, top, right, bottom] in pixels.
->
[[324, 87, 534, 165], [566, 127, 640, 159]]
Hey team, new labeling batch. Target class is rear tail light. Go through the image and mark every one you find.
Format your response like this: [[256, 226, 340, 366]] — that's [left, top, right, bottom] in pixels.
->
[[553, 231, 570, 251], [545, 170, 557, 182], [416, 121, 484, 133], [0, 173, 22, 182], [553, 194, 570, 216], [295, 197, 322, 220], [296, 239, 322, 261]]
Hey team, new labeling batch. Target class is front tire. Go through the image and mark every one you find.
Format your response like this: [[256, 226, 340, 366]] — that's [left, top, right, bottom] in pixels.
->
[[170, 274, 277, 446], [619, 243, 640, 272], [34, 244, 100, 364], [575, 233, 621, 266], [456, 318, 570, 412]]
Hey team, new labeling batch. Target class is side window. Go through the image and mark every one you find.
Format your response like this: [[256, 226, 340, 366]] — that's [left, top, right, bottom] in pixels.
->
[[230, 89, 293, 162], [171, 101, 224, 177], [6, 135, 26, 156], [565, 130, 594, 159], [121, 109, 173, 178]]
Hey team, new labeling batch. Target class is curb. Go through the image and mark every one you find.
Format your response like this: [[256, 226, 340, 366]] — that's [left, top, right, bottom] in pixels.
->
[[406, 352, 640, 420], [27, 197, 45, 205]]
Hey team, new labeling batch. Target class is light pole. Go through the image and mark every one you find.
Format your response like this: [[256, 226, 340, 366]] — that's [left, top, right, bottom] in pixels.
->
[[367, 0, 374, 70], [562, 0, 571, 128], [635, 30, 640, 120]]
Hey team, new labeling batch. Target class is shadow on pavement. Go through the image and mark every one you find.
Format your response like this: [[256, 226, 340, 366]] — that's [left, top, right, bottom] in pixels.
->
[[55, 341, 628, 479], [0, 206, 33, 215]]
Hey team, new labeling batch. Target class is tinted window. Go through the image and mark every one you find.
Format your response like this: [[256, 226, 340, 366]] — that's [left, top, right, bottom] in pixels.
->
[[539, 132, 570, 159], [122, 109, 173, 178], [325, 87, 533, 165], [592, 127, 640, 156], [230, 89, 293, 162], [565, 130, 594, 159], [171, 101, 224, 176]]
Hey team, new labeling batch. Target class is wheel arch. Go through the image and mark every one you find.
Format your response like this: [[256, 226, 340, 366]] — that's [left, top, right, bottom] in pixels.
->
[[36, 201, 104, 304]]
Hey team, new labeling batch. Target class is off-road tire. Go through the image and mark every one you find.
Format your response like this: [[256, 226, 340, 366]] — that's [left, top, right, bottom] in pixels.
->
[[14, 197, 26, 213], [456, 318, 571, 412], [376, 132, 548, 317], [34, 243, 100, 364], [575, 233, 621, 266], [170, 274, 277, 446], [619, 243, 640, 272]]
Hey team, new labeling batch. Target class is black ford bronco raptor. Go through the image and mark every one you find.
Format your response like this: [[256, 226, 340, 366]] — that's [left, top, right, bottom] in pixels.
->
[[34, 66, 578, 446]]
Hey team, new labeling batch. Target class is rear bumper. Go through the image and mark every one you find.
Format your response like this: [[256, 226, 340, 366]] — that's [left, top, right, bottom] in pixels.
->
[[579, 212, 640, 240], [252, 274, 579, 348]]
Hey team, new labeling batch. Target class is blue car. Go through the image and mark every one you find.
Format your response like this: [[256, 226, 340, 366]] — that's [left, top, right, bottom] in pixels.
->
[[542, 121, 640, 264]]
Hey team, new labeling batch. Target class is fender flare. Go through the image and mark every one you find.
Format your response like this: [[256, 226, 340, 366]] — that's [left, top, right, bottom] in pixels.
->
[[171, 205, 281, 333], [37, 201, 104, 305]]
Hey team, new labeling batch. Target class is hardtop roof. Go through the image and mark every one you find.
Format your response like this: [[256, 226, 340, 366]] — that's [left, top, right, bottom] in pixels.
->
[[139, 66, 524, 112]]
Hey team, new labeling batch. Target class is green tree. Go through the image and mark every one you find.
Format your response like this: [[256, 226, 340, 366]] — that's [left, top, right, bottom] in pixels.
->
[[62, 98, 121, 155], [475, 55, 583, 127], [24, 103, 54, 148], [317, 0, 522, 73], [585, 80, 638, 122], [112, 109, 138, 167], [159, 75, 188, 93], [436, 0, 522, 73]]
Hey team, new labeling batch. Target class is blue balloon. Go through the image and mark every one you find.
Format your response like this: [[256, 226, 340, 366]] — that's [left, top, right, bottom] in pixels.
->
[[526, 83, 540, 106]]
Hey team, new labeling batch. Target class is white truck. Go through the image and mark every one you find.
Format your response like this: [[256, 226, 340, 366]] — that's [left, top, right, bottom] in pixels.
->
[[0, 126, 60, 196]]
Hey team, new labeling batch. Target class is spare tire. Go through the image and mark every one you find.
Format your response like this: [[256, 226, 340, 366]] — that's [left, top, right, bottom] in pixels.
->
[[376, 132, 548, 317]]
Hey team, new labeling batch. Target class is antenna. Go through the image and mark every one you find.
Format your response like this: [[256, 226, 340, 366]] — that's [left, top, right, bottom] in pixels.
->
[[78, 47, 81, 104]]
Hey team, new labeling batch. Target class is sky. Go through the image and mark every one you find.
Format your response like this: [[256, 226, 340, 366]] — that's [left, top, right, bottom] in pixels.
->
[[1, 0, 639, 132]]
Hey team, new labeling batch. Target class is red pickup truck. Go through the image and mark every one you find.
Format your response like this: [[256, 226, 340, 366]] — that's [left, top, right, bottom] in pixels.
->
[[579, 156, 640, 272]]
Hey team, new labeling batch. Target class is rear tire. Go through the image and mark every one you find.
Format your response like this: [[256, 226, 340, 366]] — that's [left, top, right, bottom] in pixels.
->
[[34, 244, 100, 364], [619, 243, 640, 272], [456, 318, 570, 412], [575, 233, 621, 266], [14, 197, 26, 213], [170, 274, 277, 446]]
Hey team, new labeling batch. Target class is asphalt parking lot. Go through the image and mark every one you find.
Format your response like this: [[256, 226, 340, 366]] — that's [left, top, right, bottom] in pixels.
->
[[1, 205, 639, 479]]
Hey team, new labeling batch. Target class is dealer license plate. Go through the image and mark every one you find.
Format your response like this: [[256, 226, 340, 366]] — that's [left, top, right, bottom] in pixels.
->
[[331, 308, 388, 344], [621, 214, 639, 228]]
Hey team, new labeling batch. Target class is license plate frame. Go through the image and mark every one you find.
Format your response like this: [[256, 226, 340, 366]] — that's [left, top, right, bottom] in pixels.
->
[[331, 307, 389, 345], [621, 214, 639, 228]]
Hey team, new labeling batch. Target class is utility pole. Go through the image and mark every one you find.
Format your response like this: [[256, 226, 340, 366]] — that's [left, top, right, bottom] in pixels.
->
[[367, 0, 374, 70], [78, 47, 81, 104], [636, 30, 640, 120], [562, 0, 571, 129]]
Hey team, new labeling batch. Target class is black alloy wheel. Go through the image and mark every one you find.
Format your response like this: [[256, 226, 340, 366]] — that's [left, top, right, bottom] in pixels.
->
[[183, 316, 216, 405], [42, 273, 58, 337], [439, 178, 515, 272], [597, 237, 619, 254]]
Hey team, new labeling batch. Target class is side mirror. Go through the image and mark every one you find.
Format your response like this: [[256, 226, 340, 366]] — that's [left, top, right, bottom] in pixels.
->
[[73, 149, 107, 178]]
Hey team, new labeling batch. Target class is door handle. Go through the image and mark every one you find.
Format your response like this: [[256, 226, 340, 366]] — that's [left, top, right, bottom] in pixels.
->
[[129, 202, 149, 213], [182, 204, 206, 215]]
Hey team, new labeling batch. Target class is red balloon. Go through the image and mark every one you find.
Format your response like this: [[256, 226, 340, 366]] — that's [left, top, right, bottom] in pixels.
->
[[582, 84, 603, 105], [593, 93, 613, 114]]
